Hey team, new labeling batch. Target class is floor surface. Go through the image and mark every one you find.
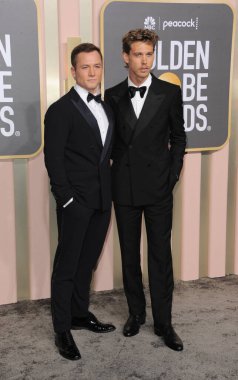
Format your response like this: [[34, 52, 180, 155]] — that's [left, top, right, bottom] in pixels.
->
[[0, 276, 237, 380]]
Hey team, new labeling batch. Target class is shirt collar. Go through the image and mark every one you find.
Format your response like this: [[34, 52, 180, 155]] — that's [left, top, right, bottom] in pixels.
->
[[128, 73, 152, 88], [74, 84, 100, 103]]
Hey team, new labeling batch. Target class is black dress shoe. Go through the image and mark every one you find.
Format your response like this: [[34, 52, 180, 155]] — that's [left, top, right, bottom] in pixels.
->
[[123, 313, 146, 337], [154, 324, 183, 351], [55, 330, 81, 360], [71, 312, 116, 333]]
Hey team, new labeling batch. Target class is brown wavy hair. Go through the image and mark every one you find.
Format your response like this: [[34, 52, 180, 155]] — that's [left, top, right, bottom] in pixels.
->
[[122, 28, 159, 54]]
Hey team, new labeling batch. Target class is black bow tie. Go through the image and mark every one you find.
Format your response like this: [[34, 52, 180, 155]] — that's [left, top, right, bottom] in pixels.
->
[[87, 93, 102, 103], [128, 86, 147, 99]]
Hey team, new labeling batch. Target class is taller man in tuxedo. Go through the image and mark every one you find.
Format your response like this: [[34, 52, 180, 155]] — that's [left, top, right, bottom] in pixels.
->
[[105, 29, 186, 351], [44, 43, 115, 360]]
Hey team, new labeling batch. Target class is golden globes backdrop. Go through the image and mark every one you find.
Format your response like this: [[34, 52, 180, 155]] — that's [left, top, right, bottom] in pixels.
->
[[0, 0, 42, 158], [101, 0, 234, 151]]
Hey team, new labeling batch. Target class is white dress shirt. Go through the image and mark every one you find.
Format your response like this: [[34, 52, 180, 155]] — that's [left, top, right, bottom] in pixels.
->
[[74, 84, 109, 145], [128, 74, 152, 118]]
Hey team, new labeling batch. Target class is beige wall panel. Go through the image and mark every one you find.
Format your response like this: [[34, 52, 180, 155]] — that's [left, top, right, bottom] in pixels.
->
[[93, 0, 105, 45], [172, 178, 183, 279], [199, 153, 210, 277], [58, 0, 80, 95], [28, 0, 51, 300], [112, 208, 123, 288], [234, 170, 238, 274], [180, 154, 201, 280], [44, 0, 60, 269], [80, 0, 92, 42], [207, 145, 229, 277], [0, 161, 17, 304], [28, 153, 51, 300], [44, 0, 60, 107], [142, 219, 148, 283]]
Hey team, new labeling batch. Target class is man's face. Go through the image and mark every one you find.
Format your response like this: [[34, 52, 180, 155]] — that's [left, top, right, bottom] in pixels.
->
[[71, 51, 103, 93], [123, 41, 154, 85]]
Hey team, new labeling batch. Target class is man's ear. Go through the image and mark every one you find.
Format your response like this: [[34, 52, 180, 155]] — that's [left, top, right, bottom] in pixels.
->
[[71, 66, 76, 80], [122, 52, 129, 65]]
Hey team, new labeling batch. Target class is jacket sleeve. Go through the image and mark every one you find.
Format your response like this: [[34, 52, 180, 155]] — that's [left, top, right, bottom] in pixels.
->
[[169, 86, 186, 181], [104, 89, 118, 113], [104, 89, 112, 108], [44, 103, 75, 206]]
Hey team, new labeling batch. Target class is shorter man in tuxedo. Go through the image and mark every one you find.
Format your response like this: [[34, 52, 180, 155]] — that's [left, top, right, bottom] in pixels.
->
[[44, 43, 115, 360], [105, 29, 186, 351]]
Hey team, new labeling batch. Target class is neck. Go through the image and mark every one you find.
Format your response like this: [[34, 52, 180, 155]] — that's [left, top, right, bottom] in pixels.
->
[[90, 88, 99, 95], [76, 83, 100, 95], [129, 73, 150, 86]]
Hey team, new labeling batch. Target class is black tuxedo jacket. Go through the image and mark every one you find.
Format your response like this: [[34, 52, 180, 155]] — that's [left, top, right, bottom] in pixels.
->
[[44, 87, 114, 211], [104, 74, 186, 206]]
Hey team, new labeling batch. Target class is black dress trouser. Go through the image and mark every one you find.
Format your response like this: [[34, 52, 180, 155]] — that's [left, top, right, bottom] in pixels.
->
[[51, 200, 111, 333], [114, 193, 174, 326]]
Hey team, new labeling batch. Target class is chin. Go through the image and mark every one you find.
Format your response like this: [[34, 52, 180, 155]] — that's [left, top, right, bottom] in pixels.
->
[[138, 73, 149, 79], [87, 87, 97, 93]]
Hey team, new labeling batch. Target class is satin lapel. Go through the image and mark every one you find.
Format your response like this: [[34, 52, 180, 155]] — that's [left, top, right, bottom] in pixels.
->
[[133, 86, 165, 140], [70, 89, 103, 148], [118, 92, 137, 130], [114, 92, 136, 145], [100, 102, 114, 163]]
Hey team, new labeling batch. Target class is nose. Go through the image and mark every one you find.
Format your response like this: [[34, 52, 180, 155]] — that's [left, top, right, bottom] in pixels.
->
[[89, 66, 95, 76], [142, 55, 147, 65]]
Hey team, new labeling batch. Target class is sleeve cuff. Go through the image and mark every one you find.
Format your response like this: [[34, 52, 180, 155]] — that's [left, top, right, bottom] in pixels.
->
[[63, 197, 74, 208]]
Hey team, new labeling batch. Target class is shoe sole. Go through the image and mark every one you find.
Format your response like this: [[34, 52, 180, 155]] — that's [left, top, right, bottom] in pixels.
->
[[71, 325, 116, 333]]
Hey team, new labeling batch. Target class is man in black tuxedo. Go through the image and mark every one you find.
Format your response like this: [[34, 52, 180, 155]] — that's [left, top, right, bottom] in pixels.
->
[[104, 29, 186, 351], [44, 43, 115, 360]]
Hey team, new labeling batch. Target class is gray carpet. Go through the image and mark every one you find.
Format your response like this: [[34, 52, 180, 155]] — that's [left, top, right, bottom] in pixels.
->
[[0, 276, 237, 380]]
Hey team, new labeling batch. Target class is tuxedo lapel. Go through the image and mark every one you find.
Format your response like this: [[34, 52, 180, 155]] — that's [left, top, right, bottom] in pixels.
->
[[133, 77, 165, 140], [70, 88, 103, 148], [118, 92, 137, 131], [100, 102, 114, 163], [112, 80, 137, 145]]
